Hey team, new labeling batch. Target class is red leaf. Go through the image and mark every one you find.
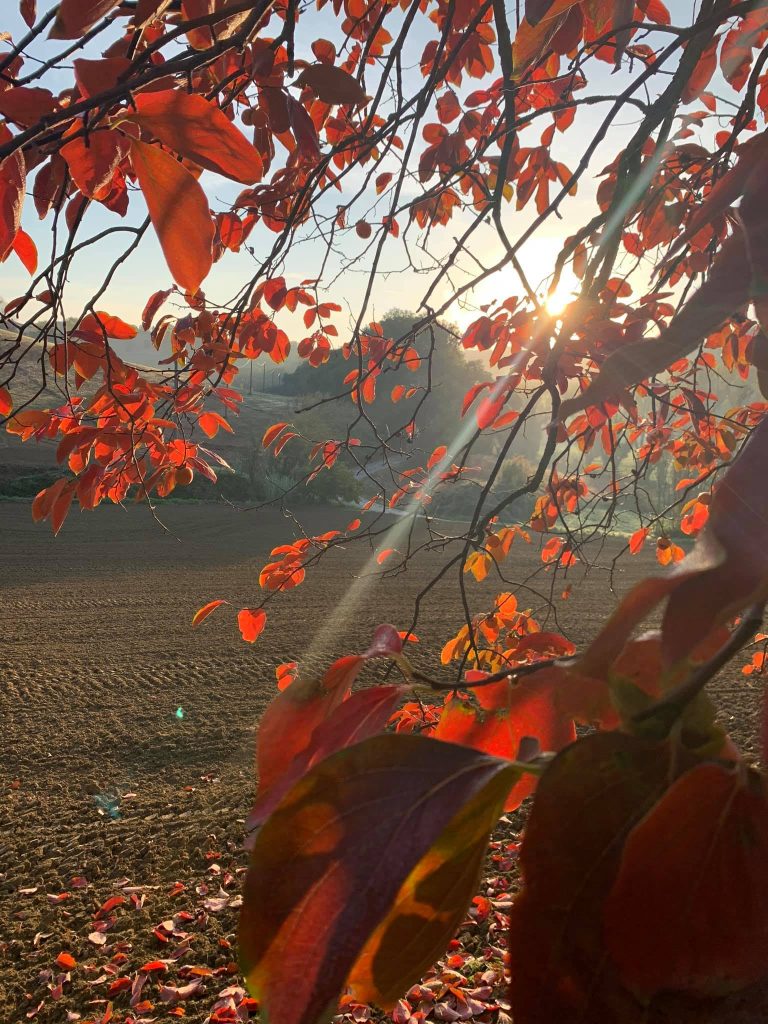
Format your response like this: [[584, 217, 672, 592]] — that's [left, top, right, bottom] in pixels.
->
[[0, 141, 25, 262], [682, 35, 718, 103], [12, 228, 37, 274], [436, 92, 461, 124], [245, 684, 407, 832], [130, 139, 214, 293], [0, 387, 11, 416], [20, 0, 37, 27], [254, 656, 362, 814], [239, 734, 518, 1022], [238, 607, 267, 643], [76, 311, 137, 339], [73, 57, 131, 98], [604, 764, 768, 998], [141, 288, 172, 331], [0, 87, 56, 127], [435, 679, 575, 810], [61, 128, 128, 201], [293, 64, 367, 106], [50, 0, 121, 38], [508, 732, 688, 1023], [191, 599, 228, 628], [427, 445, 447, 469], [628, 526, 648, 554], [363, 624, 403, 659], [129, 90, 263, 184], [262, 421, 289, 447], [198, 411, 233, 438]]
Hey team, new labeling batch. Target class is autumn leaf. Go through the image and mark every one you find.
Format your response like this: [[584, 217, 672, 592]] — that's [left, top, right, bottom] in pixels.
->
[[61, 129, 128, 201], [240, 734, 519, 1024], [12, 228, 37, 274], [435, 679, 576, 810], [293, 64, 367, 106], [141, 288, 172, 331], [73, 56, 131, 99], [49, 0, 121, 39], [245, 684, 406, 832], [604, 763, 768, 998], [130, 139, 214, 293], [0, 87, 56, 128], [191, 599, 228, 628], [237, 607, 266, 643], [0, 139, 25, 262], [262, 421, 289, 447], [127, 90, 263, 184], [508, 731, 691, 1023]]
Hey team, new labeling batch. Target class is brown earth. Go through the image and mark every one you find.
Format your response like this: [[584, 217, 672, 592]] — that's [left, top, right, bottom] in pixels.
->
[[0, 499, 765, 1023]]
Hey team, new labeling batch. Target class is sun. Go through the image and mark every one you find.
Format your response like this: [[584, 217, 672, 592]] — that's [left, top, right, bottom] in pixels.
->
[[544, 283, 575, 317]]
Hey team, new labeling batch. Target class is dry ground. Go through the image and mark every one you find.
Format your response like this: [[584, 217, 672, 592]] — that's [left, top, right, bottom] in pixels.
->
[[0, 499, 764, 1023]]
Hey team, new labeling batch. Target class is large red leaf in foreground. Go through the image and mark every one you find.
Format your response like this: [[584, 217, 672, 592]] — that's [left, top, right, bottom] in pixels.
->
[[604, 763, 768, 998], [508, 732, 685, 1023], [130, 139, 213, 292], [128, 90, 263, 184], [239, 734, 519, 1024], [245, 683, 406, 832]]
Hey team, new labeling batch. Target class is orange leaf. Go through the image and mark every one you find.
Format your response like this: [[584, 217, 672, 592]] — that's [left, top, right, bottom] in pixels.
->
[[61, 128, 128, 201], [55, 952, 77, 970], [191, 599, 228, 628], [435, 679, 576, 810], [73, 57, 131, 99], [128, 90, 263, 185], [628, 526, 648, 554], [130, 139, 214, 293], [12, 228, 37, 274], [238, 608, 267, 644], [262, 421, 289, 448]]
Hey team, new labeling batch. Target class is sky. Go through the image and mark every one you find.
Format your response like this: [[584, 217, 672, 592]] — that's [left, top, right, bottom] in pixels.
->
[[1, 2, 735, 361]]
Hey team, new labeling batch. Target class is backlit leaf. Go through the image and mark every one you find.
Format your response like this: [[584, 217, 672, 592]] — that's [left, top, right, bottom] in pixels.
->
[[240, 734, 518, 1024], [191, 599, 228, 628], [246, 684, 406, 832], [12, 228, 37, 274], [435, 679, 575, 810], [237, 607, 266, 643], [130, 139, 214, 293], [128, 90, 263, 184]]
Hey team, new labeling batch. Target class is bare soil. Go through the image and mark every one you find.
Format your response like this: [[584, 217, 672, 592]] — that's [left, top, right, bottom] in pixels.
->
[[0, 500, 763, 1023]]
